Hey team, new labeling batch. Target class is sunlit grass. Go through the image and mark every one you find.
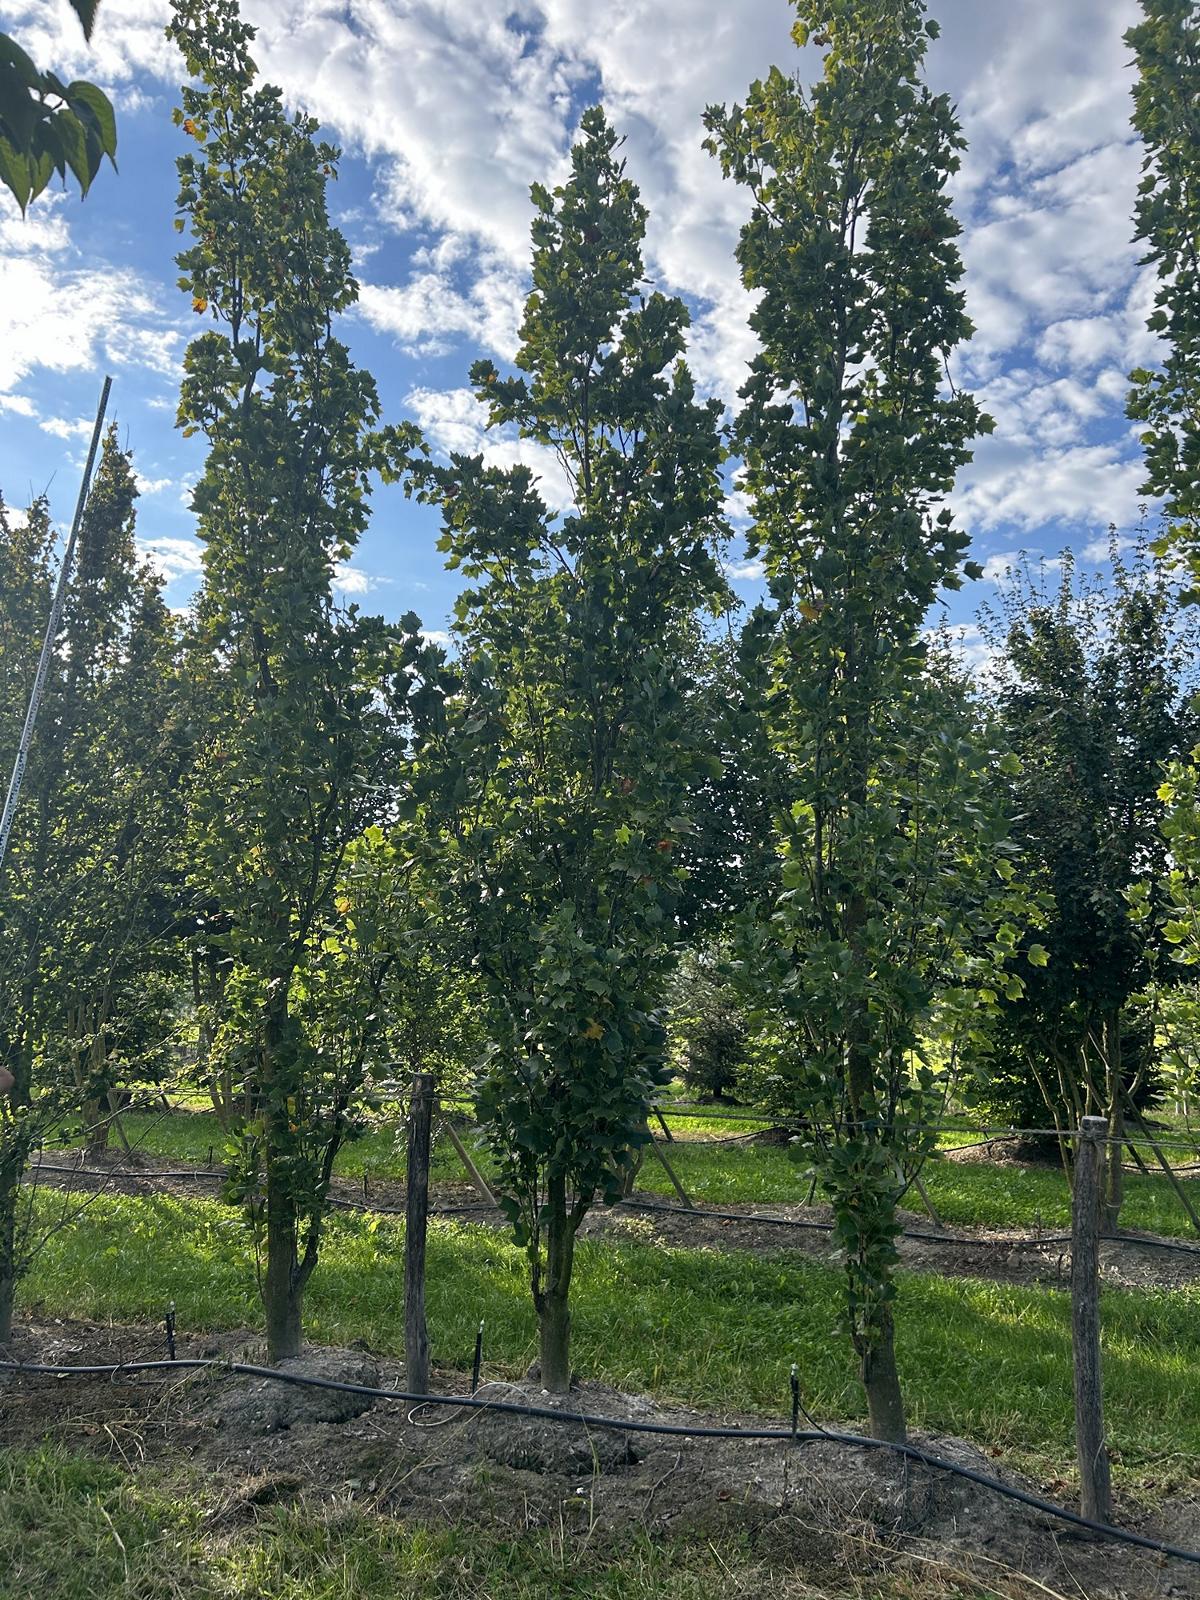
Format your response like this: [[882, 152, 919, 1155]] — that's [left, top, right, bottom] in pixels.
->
[[16, 1190, 1200, 1486]]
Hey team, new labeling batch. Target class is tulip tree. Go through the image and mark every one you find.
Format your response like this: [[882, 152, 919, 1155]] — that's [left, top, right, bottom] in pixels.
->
[[706, 0, 1028, 1441], [1126, 0, 1200, 593], [169, 0, 423, 1362], [415, 107, 727, 1391]]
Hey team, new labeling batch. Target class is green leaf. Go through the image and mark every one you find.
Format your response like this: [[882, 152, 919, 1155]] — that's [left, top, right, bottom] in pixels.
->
[[66, 80, 116, 163]]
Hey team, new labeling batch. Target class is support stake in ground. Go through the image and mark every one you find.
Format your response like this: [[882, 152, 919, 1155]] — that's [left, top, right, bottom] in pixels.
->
[[405, 1071, 435, 1395], [1072, 1115, 1112, 1523]]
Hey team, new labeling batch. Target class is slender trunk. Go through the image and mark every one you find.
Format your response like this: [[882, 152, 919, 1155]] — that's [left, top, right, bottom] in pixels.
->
[[535, 1172, 576, 1392], [1103, 1010, 1123, 1232], [261, 1001, 304, 1363], [264, 1165, 303, 1362], [84, 1095, 111, 1158], [856, 1306, 906, 1443], [0, 1154, 20, 1346]]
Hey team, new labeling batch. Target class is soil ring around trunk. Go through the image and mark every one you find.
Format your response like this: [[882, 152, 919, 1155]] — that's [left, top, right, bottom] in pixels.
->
[[1, 1316, 1198, 1600]]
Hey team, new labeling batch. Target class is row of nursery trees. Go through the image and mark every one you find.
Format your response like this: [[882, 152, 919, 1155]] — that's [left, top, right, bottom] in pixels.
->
[[2, 0, 1200, 1444]]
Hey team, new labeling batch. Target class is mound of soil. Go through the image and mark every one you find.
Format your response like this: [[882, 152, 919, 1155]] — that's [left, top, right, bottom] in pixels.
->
[[208, 1349, 381, 1434], [2, 1317, 1198, 1599]]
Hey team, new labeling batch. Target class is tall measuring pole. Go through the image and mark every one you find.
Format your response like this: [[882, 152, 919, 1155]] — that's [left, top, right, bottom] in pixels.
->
[[0, 376, 112, 881]]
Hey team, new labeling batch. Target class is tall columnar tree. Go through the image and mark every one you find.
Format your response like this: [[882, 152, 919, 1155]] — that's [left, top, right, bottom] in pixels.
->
[[1126, 0, 1200, 591], [972, 546, 1195, 1221], [414, 107, 727, 1391], [706, 0, 1025, 1441], [0, 435, 182, 1343], [169, 0, 423, 1362]]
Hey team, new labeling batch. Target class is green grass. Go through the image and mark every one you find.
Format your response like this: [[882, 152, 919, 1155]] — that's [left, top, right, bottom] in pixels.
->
[[0, 1446, 843, 1600], [17, 1190, 1200, 1484], [65, 1105, 1200, 1237]]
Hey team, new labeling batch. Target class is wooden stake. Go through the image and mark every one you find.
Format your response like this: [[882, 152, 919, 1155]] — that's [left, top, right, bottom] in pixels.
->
[[439, 1116, 496, 1206], [1071, 1115, 1112, 1523], [909, 1169, 944, 1229], [405, 1072, 435, 1396], [646, 1131, 694, 1209], [1128, 1103, 1200, 1237]]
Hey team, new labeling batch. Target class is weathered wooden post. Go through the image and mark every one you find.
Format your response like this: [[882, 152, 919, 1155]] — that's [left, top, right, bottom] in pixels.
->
[[1072, 1115, 1112, 1522], [405, 1071, 435, 1396]]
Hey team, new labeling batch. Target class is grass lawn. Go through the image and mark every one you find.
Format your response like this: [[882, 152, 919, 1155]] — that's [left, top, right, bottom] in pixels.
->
[[15, 1190, 1200, 1491], [76, 1107, 1200, 1241]]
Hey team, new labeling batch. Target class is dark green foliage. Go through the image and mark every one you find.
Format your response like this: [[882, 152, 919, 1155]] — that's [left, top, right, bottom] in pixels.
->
[[0, 435, 182, 1340], [667, 946, 749, 1102], [412, 105, 727, 1388], [706, 0, 1028, 1441], [168, 0, 429, 1360], [1126, 0, 1200, 592], [971, 545, 1196, 1151]]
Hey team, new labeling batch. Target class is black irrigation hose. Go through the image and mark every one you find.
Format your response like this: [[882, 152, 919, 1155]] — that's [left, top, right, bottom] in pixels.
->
[[617, 1194, 1200, 1258], [29, 1163, 1200, 1257], [1, 1356, 1198, 1567]]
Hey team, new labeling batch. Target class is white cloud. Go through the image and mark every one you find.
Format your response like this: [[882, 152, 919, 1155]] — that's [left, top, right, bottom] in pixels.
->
[[405, 384, 576, 513], [133, 472, 174, 496], [979, 550, 1024, 583], [1080, 531, 1136, 563], [333, 560, 381, 596], [957, 440, 1147, 535], [137, 535, 204, 583], [0, 189, 183, 417], [724, 557, 764, 583], [40, 414, 97, 441], [1, 0, 1165, 579]]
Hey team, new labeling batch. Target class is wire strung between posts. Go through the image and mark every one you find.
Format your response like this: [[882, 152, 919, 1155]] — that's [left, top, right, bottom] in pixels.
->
[[0, 1356, 1197, 1567], [25, 1162, 1200, 1256]]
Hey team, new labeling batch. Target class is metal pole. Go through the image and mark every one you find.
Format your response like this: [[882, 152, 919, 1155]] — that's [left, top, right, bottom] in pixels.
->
[[0, 376, 112, 880]]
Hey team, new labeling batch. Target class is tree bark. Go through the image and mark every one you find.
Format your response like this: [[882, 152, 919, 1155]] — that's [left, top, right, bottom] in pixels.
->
[[1103, 1010, 1123, 1232], [261, 1003, 304, 1364], [0, 1156, 20, 1346], [856, 1305, 907, 1443], [264, 1169, 303, 1363], [535, 1172, 575, 1392]]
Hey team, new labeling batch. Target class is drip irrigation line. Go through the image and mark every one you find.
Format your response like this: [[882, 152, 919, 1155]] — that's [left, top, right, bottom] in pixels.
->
[[616, 1195, 1200, 1258], [0, 1357, 1197, 1567], [26, 1162, 1200, 1256]]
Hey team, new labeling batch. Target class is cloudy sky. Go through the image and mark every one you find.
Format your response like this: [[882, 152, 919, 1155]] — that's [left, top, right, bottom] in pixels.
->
[[0, 0, 1158, 647]]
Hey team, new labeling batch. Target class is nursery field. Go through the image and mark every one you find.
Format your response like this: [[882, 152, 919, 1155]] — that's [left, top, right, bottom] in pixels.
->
[[5, 1104, 1200, 1600]]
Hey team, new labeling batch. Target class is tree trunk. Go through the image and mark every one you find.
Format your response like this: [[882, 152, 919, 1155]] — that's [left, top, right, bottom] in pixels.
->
[[264, 1168, 303, 1362], [1103, 1011, 1123, 1232], [856, 1305, 907, 1443], [535, 1173, 575, 1392], [261, 1003, 304, 1364], [0, 1156, 20, 1347], [84, 1094, 111, 1158]]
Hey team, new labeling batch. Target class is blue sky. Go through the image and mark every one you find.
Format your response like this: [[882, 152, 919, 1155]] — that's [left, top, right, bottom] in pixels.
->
[[0, 0, 1159, 661]]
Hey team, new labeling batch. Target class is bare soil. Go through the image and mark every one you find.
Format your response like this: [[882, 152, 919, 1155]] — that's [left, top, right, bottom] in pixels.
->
[[1, 1317, 1197, 1599]]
